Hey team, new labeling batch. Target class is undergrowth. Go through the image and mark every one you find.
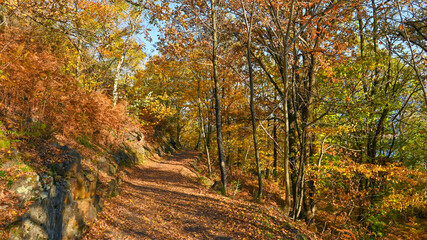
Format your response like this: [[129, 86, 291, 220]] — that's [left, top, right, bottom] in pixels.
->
[[0, 27, 133, 153]]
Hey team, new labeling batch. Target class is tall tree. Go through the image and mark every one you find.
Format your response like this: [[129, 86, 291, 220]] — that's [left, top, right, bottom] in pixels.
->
[[211, 0, 227, 193], [240, 0, 262, 199]]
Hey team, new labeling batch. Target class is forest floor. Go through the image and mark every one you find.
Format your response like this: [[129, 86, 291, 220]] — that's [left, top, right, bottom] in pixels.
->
[[82, 150, 313, 240]]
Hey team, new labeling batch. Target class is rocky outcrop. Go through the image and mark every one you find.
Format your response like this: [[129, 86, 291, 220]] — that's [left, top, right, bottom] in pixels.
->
[[4, 129, 170, 239], [8, 146, 102, 240], [6, 144, 143, 239]]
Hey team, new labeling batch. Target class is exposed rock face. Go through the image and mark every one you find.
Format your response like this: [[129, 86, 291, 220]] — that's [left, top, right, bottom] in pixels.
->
[[9, 173, 42, 205], [5, 129, 168, 239], [8, 145, 125, 240]]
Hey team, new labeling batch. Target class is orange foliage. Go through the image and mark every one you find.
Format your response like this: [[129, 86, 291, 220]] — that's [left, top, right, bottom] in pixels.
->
[[314, 155, 427, 239], [0, 27, 130, 148]]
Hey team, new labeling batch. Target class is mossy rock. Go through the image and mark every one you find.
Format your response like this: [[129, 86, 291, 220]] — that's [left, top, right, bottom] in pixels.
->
[[10, 173, 42, 203], [112, 147, 138, 167]]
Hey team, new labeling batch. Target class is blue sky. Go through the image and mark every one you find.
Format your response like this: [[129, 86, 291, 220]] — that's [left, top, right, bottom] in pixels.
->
[[142, 24, 160, 57]]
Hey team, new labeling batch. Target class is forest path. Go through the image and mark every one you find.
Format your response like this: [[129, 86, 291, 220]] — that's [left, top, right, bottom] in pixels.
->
[[82, 150, 306, 240]]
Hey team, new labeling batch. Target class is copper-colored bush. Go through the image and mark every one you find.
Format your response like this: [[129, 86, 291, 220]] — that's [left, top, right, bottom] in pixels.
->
[[0, 27, 130, 149]]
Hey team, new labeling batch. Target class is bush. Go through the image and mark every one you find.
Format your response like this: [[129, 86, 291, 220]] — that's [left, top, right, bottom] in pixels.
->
[[0, 28, 130, 149]]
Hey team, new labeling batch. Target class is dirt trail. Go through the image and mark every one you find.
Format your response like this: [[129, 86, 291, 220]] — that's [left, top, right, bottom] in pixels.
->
[[82, 151, 308, 240]]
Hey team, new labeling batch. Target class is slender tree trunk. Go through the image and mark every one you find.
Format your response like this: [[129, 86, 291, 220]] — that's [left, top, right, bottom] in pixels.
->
[[197, 77, 212, 177], [290, 59, 301, 219], [199, 99, 212, 178], [368, 108, 389, 161], [357, 12, 368, 162], [282, 58, 291, 215], [176, 111, 182, 148], [195, 131, 202, 150], [367, 0, 380, 162], [281, 0, 296, 216], [206, 102, 213, 149], [211, 0, 227, 193], [226, 116, 232, 174], [241, 0, 263, 199], [302, 54, 316, 224], [113, 52, 125, 106], [273, 114, 278, 178], [357, 11, 364, 60]]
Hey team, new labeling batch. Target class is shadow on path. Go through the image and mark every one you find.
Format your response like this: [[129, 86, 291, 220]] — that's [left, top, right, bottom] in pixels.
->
[[83, 151, 298, 240]]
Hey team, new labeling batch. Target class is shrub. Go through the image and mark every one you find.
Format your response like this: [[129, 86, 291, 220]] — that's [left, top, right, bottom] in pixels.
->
[[0, 28, 130, 149]]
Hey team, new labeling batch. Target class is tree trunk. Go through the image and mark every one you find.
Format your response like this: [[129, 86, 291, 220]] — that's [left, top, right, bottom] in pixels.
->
[[280, 0, 296, 216], [195, 131, 202, 150], [282, 59, 291, 214], [302, 54, 317, 223], [198, 95, 212, 177], [201, 108, 212, 178], [113, 52, 125, 106], [273, 115, 278, 178], [241, 0, 263, 199], [206, 103, 213, 149], [211, 0, 227, 193]]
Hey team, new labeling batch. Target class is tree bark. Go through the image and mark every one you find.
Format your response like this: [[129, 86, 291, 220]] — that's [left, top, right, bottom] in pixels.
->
[[199, 100, 212, 177], [113, 52, 125, 105], [241, 0, 263, 199], [273, 115, 278, 178], [197, 78, 212, 177], [281, 0, 296, 216], [211, 0, 227, 193]]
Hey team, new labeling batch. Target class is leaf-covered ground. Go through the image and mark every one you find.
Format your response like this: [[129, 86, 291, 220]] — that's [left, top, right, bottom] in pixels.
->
[[82, 151, 313, 240]]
